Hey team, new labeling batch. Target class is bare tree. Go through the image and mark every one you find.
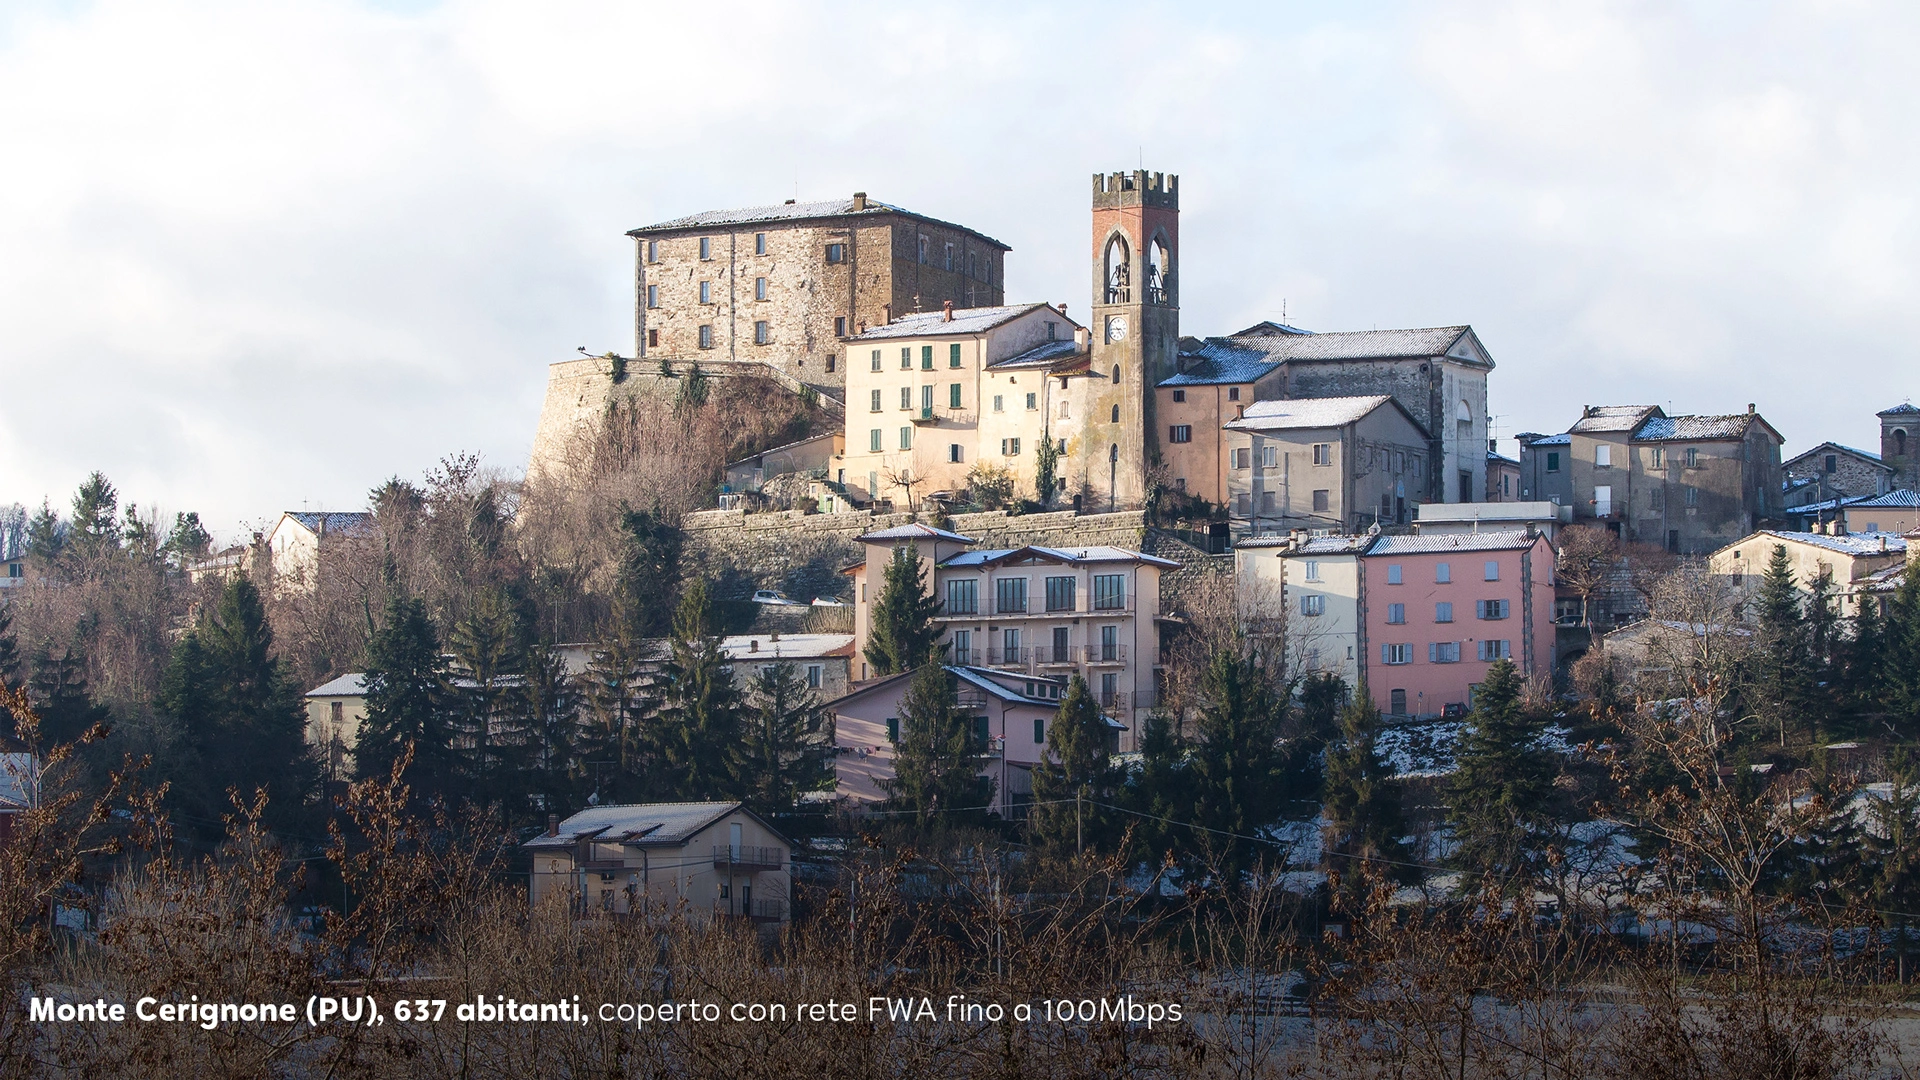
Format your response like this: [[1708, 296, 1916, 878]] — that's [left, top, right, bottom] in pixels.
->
[[1556, 524, 1625, 647]]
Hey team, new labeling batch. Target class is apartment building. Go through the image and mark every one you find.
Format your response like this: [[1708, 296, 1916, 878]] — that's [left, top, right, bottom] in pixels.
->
[[1221, 396, 1430, 536], [1153, 339, 1284, 506], [525, 802, 791, 923], [1358, 530, 1556, 719], [1235, 533, 1372, 682]]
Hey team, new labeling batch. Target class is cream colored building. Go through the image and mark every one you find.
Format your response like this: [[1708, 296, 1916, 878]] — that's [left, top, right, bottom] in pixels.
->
[[1708, 529, 1909, 618], [1222, 396, 1430, 537], [304, 673, 368, 782], [1235, 533, 1373, 684], [834, 303, 1091, 507], [524, 802, 790, 923], [1843, 491, 1920, 536], [265, 512, 372, 594]]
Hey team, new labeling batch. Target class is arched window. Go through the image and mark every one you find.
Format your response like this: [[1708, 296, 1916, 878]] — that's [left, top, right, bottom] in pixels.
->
[[1147, 237, 1172, 305], [1899, 429, 1910, 456], [1457, 400, 1473, 423], [1109, 444, 1120, 462], [1103, 235, 1131, 303], [1111, 365, 1121, 383], [1111, 404, 1120, 423]]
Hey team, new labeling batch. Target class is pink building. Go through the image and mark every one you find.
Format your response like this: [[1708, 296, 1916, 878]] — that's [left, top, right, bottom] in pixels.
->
[[1358, 529, 1555, 719]]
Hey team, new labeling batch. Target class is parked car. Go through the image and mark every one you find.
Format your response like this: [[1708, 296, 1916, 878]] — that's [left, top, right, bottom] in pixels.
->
[[752, 589, 799, 606]]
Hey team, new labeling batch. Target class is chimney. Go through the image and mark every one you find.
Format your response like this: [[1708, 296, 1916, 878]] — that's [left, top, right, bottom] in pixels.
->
[[857, 319, 867, 333], [749, 638, 759, 652], [1748, 403, 1756, 415], [882, 303, 892, 324], [853, 191, 867, 211], [784, 198, 796, 205], [1057, 303, 1068, 317], [546, 813, 559, 838], [1074, 326, 1089, 350], [943, 300, 954, 322]]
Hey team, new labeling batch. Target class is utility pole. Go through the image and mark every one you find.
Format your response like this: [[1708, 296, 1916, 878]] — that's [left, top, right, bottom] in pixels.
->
[[1076, 787, 1084, 855]]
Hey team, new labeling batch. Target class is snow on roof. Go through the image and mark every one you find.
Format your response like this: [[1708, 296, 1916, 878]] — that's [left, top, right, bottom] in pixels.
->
[[939, 544, 1180, 569], [524, 801, 774, 850], [1635, 414, 1758, 441], [282, 511, 374, 536], [1223, 395, 1399, 432], [1850, 489, 1920, 508], [1745, 530, 1909, 556], [628, 197, 1009, 250], [1524, 433, 1571, 446], [950, 667, 1066, 709], [1880, 403, 1920, 416], [855, 523, 974, 543], [1568, 406, 1660, 434], [1364, 529, 1542, 556], [988, 338, 1083, 370], [721, 634, 854, 660], [848, 304, 1058, 341], [0, 753, 34, 810], [1488, 450, 1519, 465], [1228, 325, 1477, 363], [1157, 341, 1281, 386], [1786, 442, 1884, 466], [306, 673, 368, 698]]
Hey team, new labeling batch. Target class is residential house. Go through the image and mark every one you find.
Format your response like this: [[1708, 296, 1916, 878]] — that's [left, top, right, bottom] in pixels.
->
[[1359, 529, 1557, 719], [1516, 405, 1785, 555], [1414, 501, 1573, 540], [1153, 339, 1284, 506], [0, 740, 33, 849], [1783, 442, 1892, 503], [721, 432, 845, 502], [524, 802, 791, 922], [825, 665, 1103, 817], [1707, 529, 1909, 619], [1235, 533, 1372, 682], [265, 511, 374, 593], [185, 545, 254, 586], [1844, 490, 1920, 537], [1486, 447, 1521, 502], [834, 303, 1091, 508], [1221, 395, 1430, 537], [305, 673, 369, 783]]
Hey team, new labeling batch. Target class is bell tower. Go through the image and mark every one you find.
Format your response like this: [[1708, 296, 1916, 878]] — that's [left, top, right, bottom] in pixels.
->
[[1083, 169, 1179, 511]]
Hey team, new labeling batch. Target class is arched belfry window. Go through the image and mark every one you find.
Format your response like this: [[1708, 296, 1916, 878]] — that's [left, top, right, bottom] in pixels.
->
[[1111, 365, 1121, 383], [1147, 236, 1171, 305], [1109, 443, 1120, 462], [1111, 404, 1120, 423], [1899, 429, 1910, 456], [1103, 235, 1131, 303], [1457, 400, 1473, 424]]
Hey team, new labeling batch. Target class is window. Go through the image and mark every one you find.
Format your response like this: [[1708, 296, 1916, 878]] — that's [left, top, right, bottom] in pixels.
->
[[1435, 602, 1453, 623], [806, 664, 822, 688], [1051, 626, 1070, 663], [917, 235, 928, 264], [1382, 644, 1412, 665], [995, 577, 1027, 614], [900, 348, 912, 369], [1477, 640, 1511, 661], [918, 346, 931, 370], [1477, 599, 1510, 620], [646, 240, 658, 263], [870, 349, 882, 371], [698, 280, 712, 304], [1429, 642, 1460, 664], [1685, 447, 1699, 467], [1100, 671, 1119, 703], [886, 717, 899, 744], [920, 385, 933, 413], [1111, 404, 1120, 423], [1111, 365, 1121, 382], [1824, 454, 1838, 474], [1100, 625, 1120, 661], [1169, 425, 1192, 443], [900, 387, 912, 410], [870, 389, 882, 412], [952, 630, 971, 665], [1228, 387, 1241, 401], [868, 471, 878, 495], [1387, 603, 1406, 624], [992, 395, 1004, 413], [869, 429, 882, 452], [1312, 489, 1330, 512], [1000, 437, 1022, 456], [699, 237, 711, 260], [1027, 393, 1038, 411], [1595, 444, 1611, 467], [899, 427, 911, 450], [753, 232, 766, 255], [1232, 447, 1251, 470], [949, 343, 962, 368], [1484, 561, 1500, 581], [1034, 717, 1046, 745], [1261, 446, 1278, 468], [1234, 493, 1250, 516], [1650, 487, 1665, 511], [1386, 564, 1403, 585], [948, 444, 962, 463], [1546, 451, 1561, 472], [1304, 560, 1321, 582], [753, 321, 770, 345], [755, 277, 768, 301], [1045, 576, 1076, 612], [648, 328, 658, 348], [1172, 389, 1186, 403], [1260, 491, 1277, 512], [946, 579, 978, 615], [1058, 401, 1071, 419], [1435, 563, 1451, 583], [1300, 594, 1325, 617], [826, 243, 845, 263], [646, 285, 659, 309], [698, 324, 714, 349], [1093, 573, 1125, 610], [949, 384, 962, 408], [1685, 485, 1699, 506], [1651, 446, 1665, 469], [1312, 443, 1332, 466]]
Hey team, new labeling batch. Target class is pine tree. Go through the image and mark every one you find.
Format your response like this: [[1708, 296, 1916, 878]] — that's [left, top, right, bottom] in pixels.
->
[[578, 601, 657, 805], [864, 544, 942, 677], [1844, 589, 1888, 723], [1446, 658, 1558, 892], [739, 662, 833, 814], [616, 505, 683, 638], [25, 499, 65, 562], [164, 511, 212, 568], [68, 472, 120, 557], [29, 645, 110, 748], [1032, 433, 1061, 509], [1749, 543, 1815, 746], [357, 593, 454, 795], [1120, 711, 1191, 861], [522, 642, 582, 815], [1185, 644, 1292, 874], [446, 587, 530, 796], [1865, 750, 1920, 982], [1322, 689, 1409, 898], [1030, 675, 1114, 854], [1886, 563, 1920, 735], [885, 650, 992, 828], [0, 605, 20, 695], [654, 580, 745, 800]]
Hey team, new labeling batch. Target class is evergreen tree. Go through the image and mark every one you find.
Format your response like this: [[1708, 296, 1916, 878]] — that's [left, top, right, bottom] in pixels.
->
[[739, 662, 833, 814], [29, 645, 110, 748], [654, 580, 745, 800], [1749, 543, 1815, 746], [357, 593, 455, 795], [1030, 675, 1115, 853], [1285, 671, 1348, 800], [864, 544, 942, 677], [578, 601, 657, 805], [1844, 589, 1888, 722], [68, 472, 120, 556], [163, 511, 212, 568], [0, 605, 20, 694], [1446, 659, 1559, 892], [25, 499, 64, 562], [616, 505, 683, 638], [1321, 689, 1409, 898], [1886, 564, 1920, 735], [1185, 644, 1292, 874], [885, 650, 992, 827], [446, 587, 530, 795], [1032, 433, 1061, 509], [1864, 750, 1920, 982], [1121, 711, 1191, 861], [159, 575, 317, 832], [522, 641, 582, 815]]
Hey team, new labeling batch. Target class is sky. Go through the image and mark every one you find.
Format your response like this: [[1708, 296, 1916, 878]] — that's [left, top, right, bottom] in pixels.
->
[[2, 0, 1915, 541]]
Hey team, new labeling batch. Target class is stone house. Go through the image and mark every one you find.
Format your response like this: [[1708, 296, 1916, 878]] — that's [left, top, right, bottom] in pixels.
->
[[844, 523, 1176, 748], [1235, 533, 1373, 683], [1359, 529, 1557, 719], [1517, 405, 1785, 555], [1221, 395, 1430, 536], [626, 194, 1008, 390], [834, 303, 1091, 508], [1708, 529, 1909, 619], [524, 802, 790, 922], [722, 432, 844, 500], [824, 665, 1103, 817], [1153, 339, 1284, 507], [1783, 441, 1893, 503], [1883, 403, 1920, 491]]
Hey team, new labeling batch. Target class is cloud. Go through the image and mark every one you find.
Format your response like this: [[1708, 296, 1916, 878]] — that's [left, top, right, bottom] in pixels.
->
[[1, 0, 1913, 537]]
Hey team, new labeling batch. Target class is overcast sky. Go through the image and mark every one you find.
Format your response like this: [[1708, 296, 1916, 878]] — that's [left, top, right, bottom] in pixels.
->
[[2, 0, 1915, 541]]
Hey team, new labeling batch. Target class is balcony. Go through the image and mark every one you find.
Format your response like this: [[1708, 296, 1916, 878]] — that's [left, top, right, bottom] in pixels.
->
[[712, 845, 785, 872], [1085, 644, 1128, 665], [748, 899, 786, 923], [985, 647, 1032, 672], [912, 406, 940, 426]]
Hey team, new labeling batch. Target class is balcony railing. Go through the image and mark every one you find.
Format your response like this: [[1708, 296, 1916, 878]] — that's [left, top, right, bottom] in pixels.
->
[[986, 647, 1030, 670], [712, 845, 785, 872], [748, 899, 786, 922], [1085, 644, 1128, 665]]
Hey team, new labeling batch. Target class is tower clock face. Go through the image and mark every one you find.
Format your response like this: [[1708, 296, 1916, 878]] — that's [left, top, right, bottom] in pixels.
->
[[1105, 315, 1128, 343]]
